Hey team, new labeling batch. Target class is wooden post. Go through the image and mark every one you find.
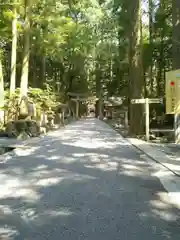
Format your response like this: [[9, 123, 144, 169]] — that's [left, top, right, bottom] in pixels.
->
[[62, 110, 65, 125], [174, 114, 177, 143], [76, 97, 79, 119], [41, 109, 47, 126], [131, 98, 163, 142], [98, 91, 103, 120], [145, 98, 150, 141], [125, 111, 128, 128], [174, 113, 180, 143], [59, 113, 62, 124]]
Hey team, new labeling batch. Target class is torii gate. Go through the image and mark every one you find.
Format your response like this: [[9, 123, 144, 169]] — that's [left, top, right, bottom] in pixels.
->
[[68, 92, 98, 118]]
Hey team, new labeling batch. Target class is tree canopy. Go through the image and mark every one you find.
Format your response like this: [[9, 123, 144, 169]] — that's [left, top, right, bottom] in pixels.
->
[[0, 0, 175, 134]]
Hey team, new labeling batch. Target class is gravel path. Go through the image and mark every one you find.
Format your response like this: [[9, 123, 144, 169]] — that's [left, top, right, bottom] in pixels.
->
[[0, 118, 180, 239]]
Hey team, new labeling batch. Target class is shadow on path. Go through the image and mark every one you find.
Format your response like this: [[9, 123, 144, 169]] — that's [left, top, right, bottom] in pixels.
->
[[0, 119, 180, 239]]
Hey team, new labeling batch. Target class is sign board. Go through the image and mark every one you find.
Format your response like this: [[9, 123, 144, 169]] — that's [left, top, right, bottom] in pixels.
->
[[165, 69, 180, 114], [148, 98, 163, 104], [131, 99, 146, 104], [131, 98, 163, 104]]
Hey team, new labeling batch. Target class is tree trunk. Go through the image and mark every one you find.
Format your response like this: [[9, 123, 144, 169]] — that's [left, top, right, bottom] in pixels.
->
[[10, 3, 17, 95], [172, 0, 180, 143], [0, 54, 4, 123], [149, 0, 153, 95], [172, 0, 180, 70], [20, 0, 31, 97], [41, 55, 46, 88], [32, 54, 37, 87], [129, 0, 144, 135], [95, 60, 103, 119]]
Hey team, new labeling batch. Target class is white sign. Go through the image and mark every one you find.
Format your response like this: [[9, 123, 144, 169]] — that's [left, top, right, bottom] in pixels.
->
[[131, 99, 146, 104], [131, 98, 163, 104], [148, 98, 163, 104]]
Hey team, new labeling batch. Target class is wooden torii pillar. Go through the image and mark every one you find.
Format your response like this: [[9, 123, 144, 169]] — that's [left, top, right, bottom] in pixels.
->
[[68, 92, 97, 119], [58, 103, 68, 125], [68, 93, 85, 119], [71, 97, 80, 119]]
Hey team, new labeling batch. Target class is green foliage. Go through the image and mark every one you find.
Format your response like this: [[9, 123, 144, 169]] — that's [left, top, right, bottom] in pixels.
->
[[5, 83, 60, 111], [28, 85, 59, 108], [0, 0, 174, 116]]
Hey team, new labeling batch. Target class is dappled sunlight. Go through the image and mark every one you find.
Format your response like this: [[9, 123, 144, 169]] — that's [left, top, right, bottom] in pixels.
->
[[85, 161, 118, 172], [0, 227, 19, 239], [152, 169, 173, 178], [55, 157, 78, 164], [0, 186, 40, 202], [117, 158, 152, 177], [65, 139, 105, 149], [165, 163, 180, 172], [0, 173, 40, 201], [47, 149, 57, 153], [29, 208, 74, 226], [120, 165, 148, 176], [28, 164, 97, 184], [152, 208, 178, 222], [35, 154, 47, 158], [138, 191, 180, 232], [121, 169, 144, 177], [62, 129, 97, 136], [13, 147, 40, 157], [48, 155, 60, 160], [35, 177, 63, 187], [72, 153, 86, 157], [0, 119, 180, 238], [88, 153, 109, 162], [150, 163, 180, 208], [122, 163, 143, 171], [43, 209, 74, 217], [29, 169, 51, 178], [156, 192, 176, 205], [36, 164, 48, 170], [62, 136, 131, 150], [5, 167, 24, 176], [47, 154, 86, 164], [168, 192, 180, 208], [150, 199, 172, 210], [152, 192, 180, 216], [129, 138, 180, 176], [46, 119, 131, 151], [12, 189, 40, 202]]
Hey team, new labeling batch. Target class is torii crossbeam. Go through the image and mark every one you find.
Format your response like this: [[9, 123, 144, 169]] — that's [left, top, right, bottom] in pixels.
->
[[68, 92, 98, 118]]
